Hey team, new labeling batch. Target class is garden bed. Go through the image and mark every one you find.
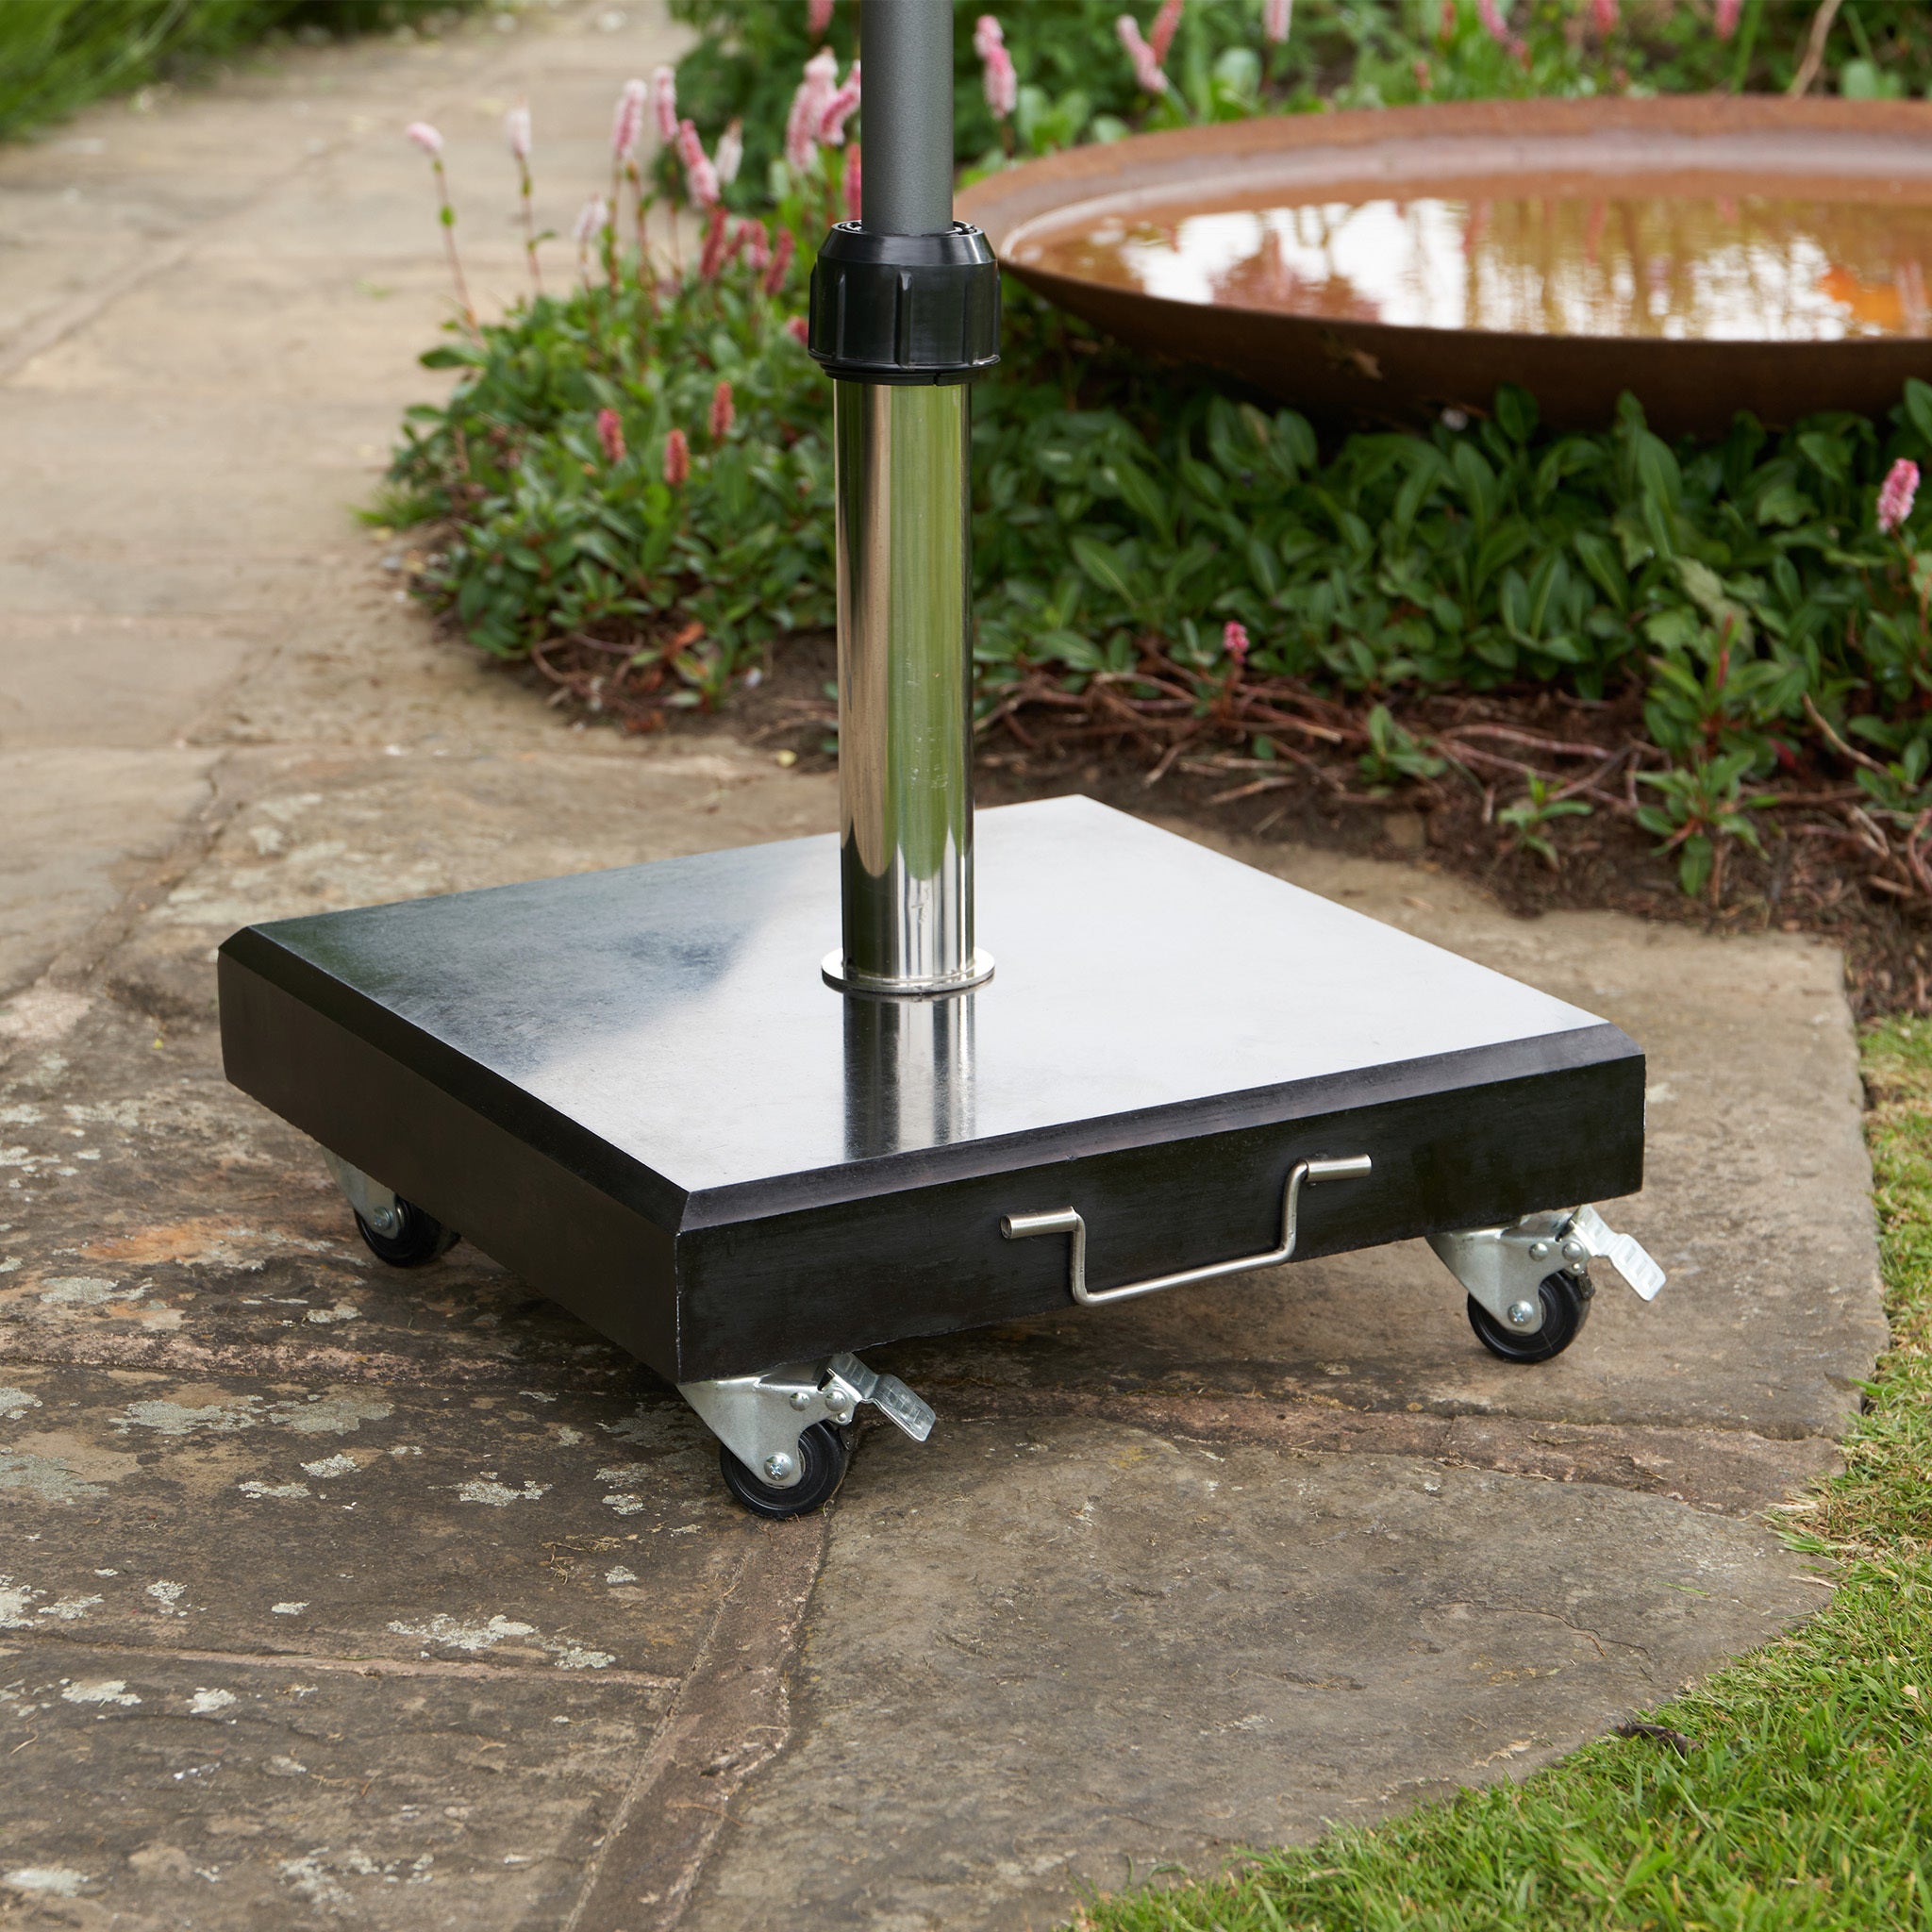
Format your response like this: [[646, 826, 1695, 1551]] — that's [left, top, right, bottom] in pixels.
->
[[381, 0, 1932, 1014]]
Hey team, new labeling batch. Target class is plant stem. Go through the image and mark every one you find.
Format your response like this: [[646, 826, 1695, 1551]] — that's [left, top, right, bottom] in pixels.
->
[[432, 158, 476, 330], [1788, 0, 1845, 95], [518, 159, 541, 294]]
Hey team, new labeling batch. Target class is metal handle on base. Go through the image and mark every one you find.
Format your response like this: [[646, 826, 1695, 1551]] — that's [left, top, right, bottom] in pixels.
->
[[1001, 1156, 1372, 1307]]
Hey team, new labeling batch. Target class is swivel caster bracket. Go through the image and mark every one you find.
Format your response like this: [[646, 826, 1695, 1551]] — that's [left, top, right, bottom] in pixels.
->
[[678, 1351, 936, 1492], [322, 1149, 402, 1240], [1428, 1203, 1666, 1337]]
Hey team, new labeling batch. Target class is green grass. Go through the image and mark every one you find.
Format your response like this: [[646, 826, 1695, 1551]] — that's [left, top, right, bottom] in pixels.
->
[[1075, 1019, 1932, 1930], [0, 0, 479, 144]]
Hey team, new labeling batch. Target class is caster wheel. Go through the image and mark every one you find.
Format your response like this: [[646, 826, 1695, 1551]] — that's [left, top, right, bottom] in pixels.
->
[[719, 1422, 849, 1520], [1468, 1270, 1591, 1365], [353, 1197, 458, 1268]]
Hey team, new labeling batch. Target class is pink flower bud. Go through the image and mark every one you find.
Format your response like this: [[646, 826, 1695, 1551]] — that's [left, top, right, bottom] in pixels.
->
[[763, 228, 796, 296], [1591, 0, 1618, 30], [974, 15, 1006, 59], [1878, 457, 1920, 536], [1115, 17, 1167, 93], [983, 43, 1017, 119], [596, 408, 625, 465], [651, 64, 677, 144], [405, 121, 443, 158], [664, 428, 691, 488], [716, 118, 744, 188], [1223, 621, 1250, 667], [844, 143, 861, 223], [709, 380, 736, 442], [786, 315, 811, 346], [1715, 0, 1740, 35], [611, 78, 646, 161], [1263, 0, 1291, 42], [1148, 0, 1183, 66], [505, 104, 531, 163], [808, 0, 834, 35], [740, 218, 771, 273], [677, 120, 721, 209]]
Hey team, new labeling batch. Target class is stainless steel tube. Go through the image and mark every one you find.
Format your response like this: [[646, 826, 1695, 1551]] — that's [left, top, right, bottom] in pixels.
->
[[828, 379, 988, 993], [817, 0, 990, 995], [858, 0, 955, 236]]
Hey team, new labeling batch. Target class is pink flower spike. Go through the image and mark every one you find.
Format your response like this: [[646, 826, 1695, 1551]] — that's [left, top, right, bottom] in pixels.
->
[[1476, 0, 1510, 46], [650, 65, 677, 144], [785, 49, 839, 173], [1591, 0, 1618, 30], [1715, 0, 1741, 36], [611, 78, 646, 161], [740, 217, 771, 272], [808, 0, 834, 37], [763, 228, 796, 296], [405, 121, 443, 158], [1263, 0, 1291, 42], [1148, 0, 1184, 67], [1878, 457, 1920, 536], [505, 104, 531, 163], [786, 315, 811, 346], [820, 63, 862, 146], [1223, 621, 1251, 668], [1116, 16, 1168, 93], [709, 380, 736, 442], [983, 43, 1017, 120], [974, 15, 1005, 60], [663, 428, 691, 488], [677, 120, 721, 208], [844, 143, 861, 223], [716, 118, 744, 188], [596, 408, 625, 466], [573, 195, 609, 246], [698, 205, 731, 279]]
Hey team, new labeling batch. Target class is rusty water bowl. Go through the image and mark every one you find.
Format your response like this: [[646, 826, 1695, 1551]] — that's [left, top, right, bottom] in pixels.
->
[[957, 96, 1932, 434]]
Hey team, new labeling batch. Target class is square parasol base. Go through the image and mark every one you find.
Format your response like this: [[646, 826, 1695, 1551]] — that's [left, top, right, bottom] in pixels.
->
[[218, 796, 1643, 1386]]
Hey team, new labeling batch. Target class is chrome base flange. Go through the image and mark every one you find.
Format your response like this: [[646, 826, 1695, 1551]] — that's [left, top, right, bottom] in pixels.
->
[[821, 948, 995, 999]]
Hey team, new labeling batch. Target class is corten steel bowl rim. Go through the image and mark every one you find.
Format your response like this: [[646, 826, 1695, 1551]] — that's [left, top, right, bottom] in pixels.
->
[[958, 92, 1932, 242], [956, 95, 1932, 431]]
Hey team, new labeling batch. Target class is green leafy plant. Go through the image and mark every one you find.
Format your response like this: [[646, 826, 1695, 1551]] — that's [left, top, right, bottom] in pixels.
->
[[1497, 774, 1592, 868], [664, 0, 1932, 206], [1635, 751, 1780, 901], [1357, 703, 1446, 791], [386, 19, 1932, 908]]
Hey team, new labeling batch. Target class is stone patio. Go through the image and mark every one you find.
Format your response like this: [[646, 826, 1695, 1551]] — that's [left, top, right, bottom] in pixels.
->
[[0, 8, 1886, 1928]]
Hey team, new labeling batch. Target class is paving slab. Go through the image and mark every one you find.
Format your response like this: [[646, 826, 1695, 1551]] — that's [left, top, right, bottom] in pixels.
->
[[1, 751, 1877, 1931], [1, 1638, 658, 1927], [679, 1419, 1821, 1932], [0, 749, 217, 996]]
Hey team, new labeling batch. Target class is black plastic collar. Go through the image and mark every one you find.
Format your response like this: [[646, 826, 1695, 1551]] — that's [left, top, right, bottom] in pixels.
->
[[807, 222, 1001, 386]]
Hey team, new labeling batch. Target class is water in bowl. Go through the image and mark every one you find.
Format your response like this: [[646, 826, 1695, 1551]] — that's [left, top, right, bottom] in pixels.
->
[[1009, 188, 1932, 341]]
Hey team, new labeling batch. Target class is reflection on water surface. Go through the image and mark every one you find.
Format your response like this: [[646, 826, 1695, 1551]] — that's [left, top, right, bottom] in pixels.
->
[[1011, 192, 1932, 341]]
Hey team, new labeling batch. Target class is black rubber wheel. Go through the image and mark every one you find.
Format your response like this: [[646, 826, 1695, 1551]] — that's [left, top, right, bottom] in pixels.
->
[[1467, 1270, 1591, 1365], [719, 1421, 849, 1520], [353, 1197, 458, 1268]]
